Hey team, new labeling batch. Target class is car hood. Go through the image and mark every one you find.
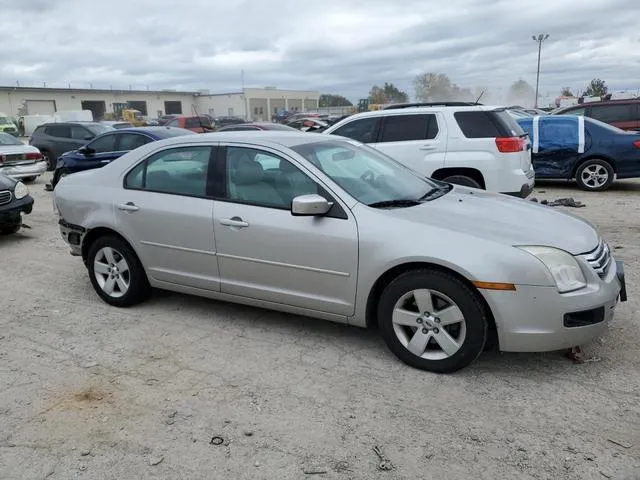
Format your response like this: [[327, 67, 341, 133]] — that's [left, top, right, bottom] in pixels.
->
[[0, 173, 17, 189], [0, 145, 38, 155], [386, 187, 599, 255]]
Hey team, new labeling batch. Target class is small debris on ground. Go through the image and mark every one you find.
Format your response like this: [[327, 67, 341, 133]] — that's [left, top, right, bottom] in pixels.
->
[[334, 461, 352, 473], [303, 466, 328, 475], [373, 445, 394, 471], [83, 362, 98, 368], [531, 197, 585, 208], [585, 356, 603, 363], [149, 456, 164, 466], [145, 378, 160, 385], [600, 471, 612, 479], [78, 464, 87, 471], [244, 431, 254, 437], [80, 449, 91, 456], [607, 438, 632, 449], [210, 436, 225, 446], [566, 346, 585, 363]]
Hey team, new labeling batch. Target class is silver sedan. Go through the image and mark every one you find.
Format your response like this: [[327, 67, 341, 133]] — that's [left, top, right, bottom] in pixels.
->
[[53, 132, 626, 372], [0, 133, 47, 182]]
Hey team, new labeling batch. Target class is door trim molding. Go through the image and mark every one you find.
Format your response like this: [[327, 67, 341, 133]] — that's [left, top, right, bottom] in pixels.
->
[[217, 253, 350, 277], [140, 240, 216, 256]]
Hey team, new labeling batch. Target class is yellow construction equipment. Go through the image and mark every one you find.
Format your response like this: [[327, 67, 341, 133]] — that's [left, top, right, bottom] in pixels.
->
[[122, 109, 145, 126]]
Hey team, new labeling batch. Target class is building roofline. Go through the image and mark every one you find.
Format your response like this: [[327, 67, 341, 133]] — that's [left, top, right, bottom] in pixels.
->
[[0, 86, 198, 95]]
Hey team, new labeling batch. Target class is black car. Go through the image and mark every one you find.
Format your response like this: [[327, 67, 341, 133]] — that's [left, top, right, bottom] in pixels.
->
[[29, 122, 113, 170], [214, 116, 246, 128], [0, 173, 33, 234]]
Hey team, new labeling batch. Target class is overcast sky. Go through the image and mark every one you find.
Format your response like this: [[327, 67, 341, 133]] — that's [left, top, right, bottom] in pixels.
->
[[1, 0, 639, 101]]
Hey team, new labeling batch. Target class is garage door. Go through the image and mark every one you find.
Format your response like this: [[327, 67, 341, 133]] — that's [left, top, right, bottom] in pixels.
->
[[25, 100, 56, 115], [81, 100, 106, 120]]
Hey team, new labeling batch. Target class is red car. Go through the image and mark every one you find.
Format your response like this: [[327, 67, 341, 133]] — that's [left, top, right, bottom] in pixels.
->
[[165, 116, 213, 133], [553, 99, 640, 131]]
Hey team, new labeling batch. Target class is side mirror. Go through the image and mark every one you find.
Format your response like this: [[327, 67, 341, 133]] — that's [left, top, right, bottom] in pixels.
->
[[79, 146, 94, 156], [291, 194, 332, 216], [84, 135, 93, 140]]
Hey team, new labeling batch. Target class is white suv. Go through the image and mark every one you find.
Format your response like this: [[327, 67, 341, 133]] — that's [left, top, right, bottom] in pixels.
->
[[323, 103, 535, 197]]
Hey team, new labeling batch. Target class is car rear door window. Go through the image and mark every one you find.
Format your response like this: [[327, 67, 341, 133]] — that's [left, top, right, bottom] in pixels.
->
[[118, 133, 151, 151], [589, 104, 635, 123], [71, 126, 92, 140], [88, 134, 117, 153], [331, 117, 380, 143], [45, 125, 71, 138], [378, 114, 438, 142], [125, 146, 212, 197]]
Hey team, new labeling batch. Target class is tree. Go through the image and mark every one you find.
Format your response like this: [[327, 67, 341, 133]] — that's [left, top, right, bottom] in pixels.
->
[[561, 87, 574, 96], [319, 94, 353, 108], [368, 82, 409, 104], [507, 80, 535, 106], [584, 78, 608, 97], [413, 73, 474, 102]]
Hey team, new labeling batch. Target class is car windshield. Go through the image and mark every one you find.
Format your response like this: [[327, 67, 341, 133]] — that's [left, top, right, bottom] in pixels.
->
[[86, 123, 113, 135], [290, 139, 445, 206], [0, 117, 11, 125], [0, 132, 22, 145]]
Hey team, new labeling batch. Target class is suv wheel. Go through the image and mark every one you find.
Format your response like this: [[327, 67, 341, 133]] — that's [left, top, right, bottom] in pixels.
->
[[87, 235, 151, 307], [42, 150, 55, 171], [575, 159, 614, 191], [442, 175, 482, 189], [378, 269, 487, 373]]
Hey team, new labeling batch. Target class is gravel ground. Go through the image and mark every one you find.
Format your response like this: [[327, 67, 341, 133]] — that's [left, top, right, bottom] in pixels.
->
[[1, 174, 639, 480]]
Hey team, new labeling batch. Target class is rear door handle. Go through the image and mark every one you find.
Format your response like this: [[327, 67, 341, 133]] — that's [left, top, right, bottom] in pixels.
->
[[419, 145, 437, 151], [220, 217, 249, 228], [117, 202, 139, 212]]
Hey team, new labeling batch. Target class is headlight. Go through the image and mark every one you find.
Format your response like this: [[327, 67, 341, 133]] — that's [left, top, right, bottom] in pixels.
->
[[13, 181, 28, 200], [519, 246, 586, 293]]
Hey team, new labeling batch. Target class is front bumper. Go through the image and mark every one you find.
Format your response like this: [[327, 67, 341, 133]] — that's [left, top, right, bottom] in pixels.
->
[[0, 195, 34, 227], [483, 257, 624, 352], [0, 161, 47, 179]]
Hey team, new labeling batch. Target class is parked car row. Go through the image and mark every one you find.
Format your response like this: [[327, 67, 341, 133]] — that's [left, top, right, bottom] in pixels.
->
[[52, 130, 627, 373]]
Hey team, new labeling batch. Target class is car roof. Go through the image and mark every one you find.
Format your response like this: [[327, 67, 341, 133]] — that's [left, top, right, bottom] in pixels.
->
[[101, 126, 194, 138], [342, 105, 505, 120], [38, 121, 104, 126]]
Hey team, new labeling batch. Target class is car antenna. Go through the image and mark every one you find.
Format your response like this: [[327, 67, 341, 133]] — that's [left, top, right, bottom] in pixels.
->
[[475, 90, 485, 105]]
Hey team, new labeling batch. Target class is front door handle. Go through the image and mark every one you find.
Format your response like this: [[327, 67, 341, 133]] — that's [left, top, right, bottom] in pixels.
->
[[220, 217, 249, 228], [117, 202, 139, 212]]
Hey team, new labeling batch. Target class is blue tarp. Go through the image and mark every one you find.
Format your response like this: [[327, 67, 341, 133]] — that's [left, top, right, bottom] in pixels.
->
[[516, 115, 585, 154]]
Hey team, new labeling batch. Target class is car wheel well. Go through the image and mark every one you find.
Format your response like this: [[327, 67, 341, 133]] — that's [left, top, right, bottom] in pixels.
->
[[82, 227, 134, 264], [431, 168, 486, 189], [571, 156, 616, 178], [365, 262, 497, 339]]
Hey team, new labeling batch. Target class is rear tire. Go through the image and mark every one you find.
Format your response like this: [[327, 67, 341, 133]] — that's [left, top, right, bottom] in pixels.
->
[[575, 159, 614, 191], [377, 269, 487, 373], [442, 175, 482, 189], [86, 235, 151, 307], [22, 176, 37, 183], [42, 150, 55, 171]]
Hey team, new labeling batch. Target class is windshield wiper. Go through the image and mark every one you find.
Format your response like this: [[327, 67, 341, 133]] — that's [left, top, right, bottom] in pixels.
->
[[420, 184, 451, 200], [367, 199, 422, 208]]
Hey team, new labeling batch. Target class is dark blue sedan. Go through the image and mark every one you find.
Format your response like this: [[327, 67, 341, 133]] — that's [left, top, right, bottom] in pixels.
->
[[517, 115, 640, 191], [50, 126, 195, 188]]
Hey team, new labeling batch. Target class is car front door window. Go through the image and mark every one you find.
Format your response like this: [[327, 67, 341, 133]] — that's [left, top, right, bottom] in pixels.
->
[[225, 146, 318, 209], [118, 133, 150, 151], [88, 134, 117, 153], [331, 117, 380, 143]]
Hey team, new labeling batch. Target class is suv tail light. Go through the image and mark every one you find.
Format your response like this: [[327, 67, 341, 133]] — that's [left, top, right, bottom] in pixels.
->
[[633, 140, 640, 149], [26, 152, 43, 160], [495, 137, 525, 153]]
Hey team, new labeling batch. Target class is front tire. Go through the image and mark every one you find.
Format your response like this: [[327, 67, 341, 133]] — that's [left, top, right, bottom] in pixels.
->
[[87, 235, 150, 307], [442, 175, 482, 189], [378, 269, 488, 373], [575, 159, 614, 191]]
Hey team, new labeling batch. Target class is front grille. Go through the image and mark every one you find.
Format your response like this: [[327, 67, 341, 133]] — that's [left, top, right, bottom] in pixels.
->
[[0, 190, 12, 205], [581, 240, 611, 278]]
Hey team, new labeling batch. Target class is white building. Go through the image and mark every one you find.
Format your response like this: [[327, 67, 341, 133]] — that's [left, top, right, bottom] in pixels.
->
[[0, 86, 320, 122]]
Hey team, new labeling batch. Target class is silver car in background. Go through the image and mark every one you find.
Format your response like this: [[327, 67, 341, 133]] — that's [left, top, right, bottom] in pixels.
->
[[53, 132, 626, 372], [0, 132, 47, 182]]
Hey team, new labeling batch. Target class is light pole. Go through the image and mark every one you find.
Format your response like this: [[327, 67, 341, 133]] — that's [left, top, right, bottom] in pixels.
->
[[532, 34, 549, 108]]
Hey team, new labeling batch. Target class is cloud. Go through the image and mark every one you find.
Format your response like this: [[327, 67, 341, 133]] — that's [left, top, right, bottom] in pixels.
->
[[1, 0, 639, 104]]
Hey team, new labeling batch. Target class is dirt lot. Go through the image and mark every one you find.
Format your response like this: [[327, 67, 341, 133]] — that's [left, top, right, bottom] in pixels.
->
[[1, 174, 639, 480]]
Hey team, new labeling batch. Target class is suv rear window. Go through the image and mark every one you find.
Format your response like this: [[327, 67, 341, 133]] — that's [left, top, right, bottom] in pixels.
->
[[379, 114, 438, 142], [45, 125, 71, 138], [454, 110, 524, 138]]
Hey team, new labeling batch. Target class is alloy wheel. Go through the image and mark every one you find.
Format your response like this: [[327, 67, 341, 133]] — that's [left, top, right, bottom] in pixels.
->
[[581, 164, 609, 189], [93, 246, 130, 298], [391, 288, 467, 360]]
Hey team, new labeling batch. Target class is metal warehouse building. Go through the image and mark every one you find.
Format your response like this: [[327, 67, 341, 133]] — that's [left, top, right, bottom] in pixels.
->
[[0, 86, 320, 122]]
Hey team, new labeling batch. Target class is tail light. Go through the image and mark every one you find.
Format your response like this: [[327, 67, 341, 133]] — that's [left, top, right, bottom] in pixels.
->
[[633, 140, 640, 149], [495, 137, 525, 153], [0, 155, 4, 164], [26, 152, 43, 160]]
